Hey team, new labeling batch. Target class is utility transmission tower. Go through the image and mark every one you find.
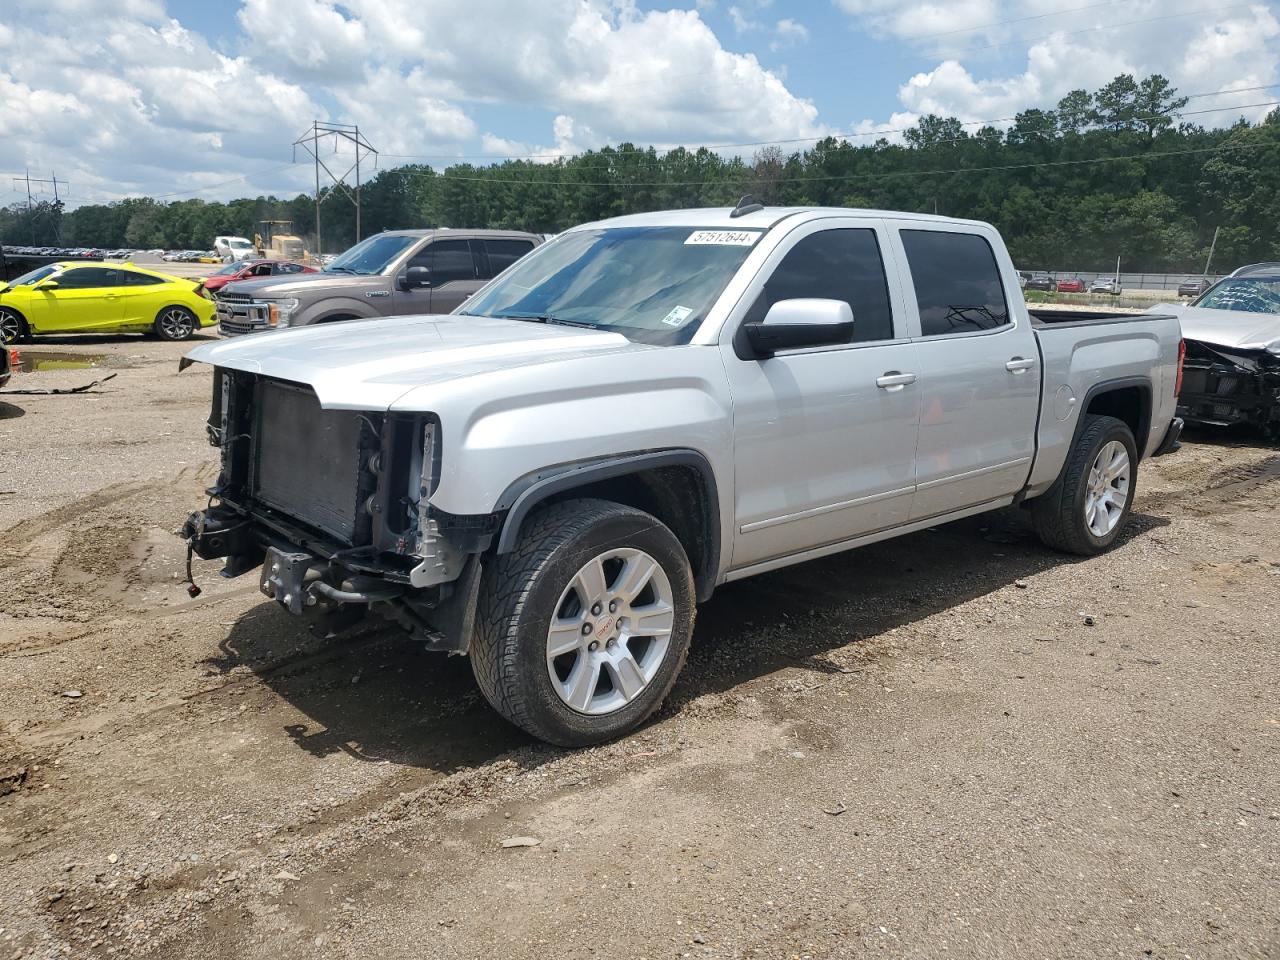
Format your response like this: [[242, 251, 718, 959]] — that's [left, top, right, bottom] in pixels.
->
[[292, 122, 378, 256], [12, 170, 69, 244]]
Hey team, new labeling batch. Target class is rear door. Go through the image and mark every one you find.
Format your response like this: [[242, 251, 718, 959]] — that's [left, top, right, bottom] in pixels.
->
[[37, 267, 123, 331], [888, 225, 1040, 520], [427, 239, 485, 313], [481, 238, 537, 280]]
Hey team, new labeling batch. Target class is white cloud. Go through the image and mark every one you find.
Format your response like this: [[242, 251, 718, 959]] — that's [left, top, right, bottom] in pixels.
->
[[728, 5, 759, 32], [771, 18, 809, 50], [1, 0, 828, 205], [843, 2, 1280, 138]]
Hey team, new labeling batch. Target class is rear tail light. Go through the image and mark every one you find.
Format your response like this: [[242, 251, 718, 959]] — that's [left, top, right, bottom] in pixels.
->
[[1175, 339, 1186, 396]]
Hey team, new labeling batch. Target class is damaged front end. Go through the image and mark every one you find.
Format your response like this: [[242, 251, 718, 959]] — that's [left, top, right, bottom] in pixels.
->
[[181, 368, 497, 651], [1177, 339, 1280, 439]]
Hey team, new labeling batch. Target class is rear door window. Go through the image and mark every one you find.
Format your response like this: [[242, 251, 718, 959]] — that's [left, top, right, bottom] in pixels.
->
[[900, 230, 1010, 336], [483, 239, 536, 278]]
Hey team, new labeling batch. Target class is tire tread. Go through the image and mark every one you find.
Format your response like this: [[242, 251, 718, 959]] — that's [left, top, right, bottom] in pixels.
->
[[472, 498, 692, 746]]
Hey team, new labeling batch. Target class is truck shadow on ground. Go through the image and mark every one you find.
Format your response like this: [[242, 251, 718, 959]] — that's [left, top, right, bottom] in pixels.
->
[[211, 507, 1168, 774]]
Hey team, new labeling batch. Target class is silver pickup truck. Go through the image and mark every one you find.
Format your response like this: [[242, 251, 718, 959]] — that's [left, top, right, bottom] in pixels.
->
[[181, 204, 1184, 746]]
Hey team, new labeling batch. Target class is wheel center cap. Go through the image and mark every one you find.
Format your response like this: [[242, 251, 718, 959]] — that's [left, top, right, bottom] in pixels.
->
[[594, 615, 616, 638]]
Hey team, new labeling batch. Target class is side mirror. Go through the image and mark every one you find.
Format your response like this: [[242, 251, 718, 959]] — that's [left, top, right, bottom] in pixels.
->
[[744, 298, 854, 359], [36, 280, 59, 290], [400, 265, 431, 290]]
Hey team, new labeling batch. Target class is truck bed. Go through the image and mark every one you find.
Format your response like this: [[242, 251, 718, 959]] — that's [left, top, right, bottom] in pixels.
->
[[1030, 308, 1169, 326]]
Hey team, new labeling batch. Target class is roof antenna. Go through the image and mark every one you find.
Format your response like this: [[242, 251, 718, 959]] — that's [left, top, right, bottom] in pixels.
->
[[730, 195, 764, 218]]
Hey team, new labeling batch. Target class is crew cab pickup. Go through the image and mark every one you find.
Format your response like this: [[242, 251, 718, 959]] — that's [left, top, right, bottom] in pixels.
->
[[181, 205, 1184, 747], [215, 229, 541, 335]]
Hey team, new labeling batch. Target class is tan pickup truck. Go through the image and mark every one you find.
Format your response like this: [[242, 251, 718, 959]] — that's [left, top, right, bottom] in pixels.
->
[[214, 228, 542, 336]]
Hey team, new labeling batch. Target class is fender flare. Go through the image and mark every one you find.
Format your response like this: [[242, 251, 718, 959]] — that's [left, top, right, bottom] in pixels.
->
[[494, 449, 722, 601], [300, 299, 380, 326], [1074, 376, 1153, 456]]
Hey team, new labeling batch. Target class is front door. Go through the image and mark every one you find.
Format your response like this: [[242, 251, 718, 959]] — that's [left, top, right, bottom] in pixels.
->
[[36, 267, 123, 332], [722, 222, 922, 571]]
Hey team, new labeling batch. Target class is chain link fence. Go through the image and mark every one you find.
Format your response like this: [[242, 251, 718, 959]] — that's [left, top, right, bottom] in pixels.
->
[[1020, 269, 1224, 292]]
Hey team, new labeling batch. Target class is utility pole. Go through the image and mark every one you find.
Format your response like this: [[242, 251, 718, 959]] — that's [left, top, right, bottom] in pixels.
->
[[292, 122, 378, 256], [12, 170, 69, 244], [1202, 225, 1220, 279]]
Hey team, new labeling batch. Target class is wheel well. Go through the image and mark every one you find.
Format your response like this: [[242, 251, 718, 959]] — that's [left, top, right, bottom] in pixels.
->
[[1084, 384, 1151, 453], [315, 313, 359, 324], [527, 465, 719, 602]]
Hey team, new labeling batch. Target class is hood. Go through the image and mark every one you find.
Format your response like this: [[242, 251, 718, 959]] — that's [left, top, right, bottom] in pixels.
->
[[221, 271, 373, 297], [183, 313, 652, 410], [1167, 303, 1280, 350]]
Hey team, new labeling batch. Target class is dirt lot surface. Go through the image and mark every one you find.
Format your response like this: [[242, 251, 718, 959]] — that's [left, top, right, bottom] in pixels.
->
[[1, 335, 1278, 960]]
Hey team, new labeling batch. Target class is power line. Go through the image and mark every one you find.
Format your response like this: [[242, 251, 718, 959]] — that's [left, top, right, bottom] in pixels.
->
[[391, 139, 1274, 191], [381, 93, 1280, 166]]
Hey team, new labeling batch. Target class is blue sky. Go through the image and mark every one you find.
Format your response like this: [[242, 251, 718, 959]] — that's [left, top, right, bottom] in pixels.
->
[[2, 0, 1277, 206]]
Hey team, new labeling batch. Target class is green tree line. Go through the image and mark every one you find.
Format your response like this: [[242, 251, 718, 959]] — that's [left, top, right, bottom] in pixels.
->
[[3, 73, 1278, 271]]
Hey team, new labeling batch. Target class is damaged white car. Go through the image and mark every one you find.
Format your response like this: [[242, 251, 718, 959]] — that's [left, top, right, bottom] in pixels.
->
[[1175, 262, 1280, 439]]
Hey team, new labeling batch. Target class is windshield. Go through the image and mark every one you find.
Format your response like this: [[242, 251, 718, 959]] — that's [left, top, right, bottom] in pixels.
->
[[1193, 277, 1280, 315], [8, 265, 58, 286], [228, 239, 253, 250], [212, 261, 248, 276], [325, 234, 417, 275], [463, 226, 763, 345]]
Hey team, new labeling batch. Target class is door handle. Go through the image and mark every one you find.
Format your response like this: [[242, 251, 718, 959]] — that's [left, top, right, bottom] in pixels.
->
[[876, 371, 918, 391], [1005, 357, 1036, 373]]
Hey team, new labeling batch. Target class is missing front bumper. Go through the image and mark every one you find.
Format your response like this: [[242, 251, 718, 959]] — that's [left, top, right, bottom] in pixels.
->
[[1177, 342, 1280, 435]]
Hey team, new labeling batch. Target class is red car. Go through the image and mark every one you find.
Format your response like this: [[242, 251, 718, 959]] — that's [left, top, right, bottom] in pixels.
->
[[197, 259, 316, 296], [1055, 277, 1085, 293]]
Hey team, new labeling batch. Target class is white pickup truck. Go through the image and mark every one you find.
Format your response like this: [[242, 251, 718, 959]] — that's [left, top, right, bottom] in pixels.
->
[[181, 203, 1185, 746]]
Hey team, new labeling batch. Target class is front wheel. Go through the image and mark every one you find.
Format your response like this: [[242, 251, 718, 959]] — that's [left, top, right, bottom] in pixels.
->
[[1032, 414, 1138, 555], [154, 306, 197, 341], [472, 498, 695, 747], [0, 308, 28, 344]]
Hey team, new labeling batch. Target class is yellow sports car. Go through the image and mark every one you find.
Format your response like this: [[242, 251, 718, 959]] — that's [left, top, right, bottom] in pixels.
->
[[0, 261, 215, 343]]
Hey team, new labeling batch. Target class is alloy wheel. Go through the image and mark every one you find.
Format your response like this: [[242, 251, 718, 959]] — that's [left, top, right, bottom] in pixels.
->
[[0, 310, 21, 344], [1084, 440, 1131, 537], [545, 548, 675, 716], [159, 308, 194, 339]]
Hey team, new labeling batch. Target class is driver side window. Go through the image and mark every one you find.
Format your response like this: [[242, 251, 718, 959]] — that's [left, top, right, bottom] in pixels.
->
[[745, 229, 895, 343], [55, 267, 120, 289]]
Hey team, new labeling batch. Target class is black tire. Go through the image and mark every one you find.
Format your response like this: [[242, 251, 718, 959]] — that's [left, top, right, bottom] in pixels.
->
[[472, 498, 696, 747], [0, 308, 29, 344], [153, 306, 197, 341], [1032, 414, 1139, 556]]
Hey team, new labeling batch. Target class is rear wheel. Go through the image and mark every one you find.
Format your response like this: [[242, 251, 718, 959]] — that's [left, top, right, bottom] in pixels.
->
[[1032, 414, 1138, 555], [0, 308, 28, 344], [472, 498, 695, 747], [154, 306, 196, 341]]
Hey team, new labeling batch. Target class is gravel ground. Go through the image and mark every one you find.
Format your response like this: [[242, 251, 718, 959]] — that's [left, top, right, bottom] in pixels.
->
[[1, 335, 1277, 960]]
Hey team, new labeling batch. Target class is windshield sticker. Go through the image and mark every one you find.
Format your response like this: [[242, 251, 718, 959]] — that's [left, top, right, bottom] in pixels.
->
[[684, 230, 762, 246], [661, 305, 695, 327]]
